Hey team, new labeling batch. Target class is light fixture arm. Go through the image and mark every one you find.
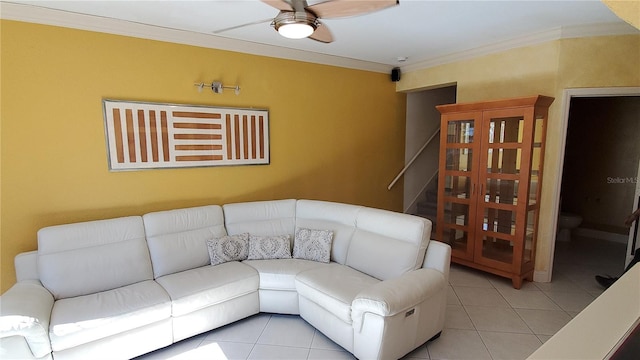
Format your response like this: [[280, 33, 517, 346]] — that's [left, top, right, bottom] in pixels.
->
[[194, 81, 241, 95]]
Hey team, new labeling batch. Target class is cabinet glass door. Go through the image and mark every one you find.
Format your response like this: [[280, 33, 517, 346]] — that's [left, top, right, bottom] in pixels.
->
[[438, 115, 479, 260], [475, 112, 527, 271], [523, 115, 546, 266]]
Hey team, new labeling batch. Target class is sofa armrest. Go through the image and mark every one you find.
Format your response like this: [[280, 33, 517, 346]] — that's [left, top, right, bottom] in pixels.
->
[[0, 280, 54, 358], [422, 240, 451, 282], [15, 251, 40, 282], [351, 268, 445, 325]]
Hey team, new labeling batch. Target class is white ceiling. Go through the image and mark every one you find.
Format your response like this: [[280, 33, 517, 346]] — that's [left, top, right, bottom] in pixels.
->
[[2, 0, 638, 72]]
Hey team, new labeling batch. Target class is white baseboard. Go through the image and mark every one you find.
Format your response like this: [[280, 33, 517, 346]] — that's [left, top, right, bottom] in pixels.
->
[[574, 228, 628, 244], [534, 270, 550, 283]]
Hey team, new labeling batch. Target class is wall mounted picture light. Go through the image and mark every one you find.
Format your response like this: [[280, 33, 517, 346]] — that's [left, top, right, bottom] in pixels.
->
[[194, 81, 241, 95]]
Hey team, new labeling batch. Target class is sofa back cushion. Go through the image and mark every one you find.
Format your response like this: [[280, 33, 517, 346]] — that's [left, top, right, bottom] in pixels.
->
[[143, 205, 226, 278], [346, 208, 430, 280], [295, 200, 360, 264], [223, 199, 297, 240], [38, 216, 151, 299]]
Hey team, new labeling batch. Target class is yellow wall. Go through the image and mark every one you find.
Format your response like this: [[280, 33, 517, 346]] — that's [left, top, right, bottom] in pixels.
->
[[399, 34, 640, 278], [602, 0, 640, 29], [0, 20, 406, 292]]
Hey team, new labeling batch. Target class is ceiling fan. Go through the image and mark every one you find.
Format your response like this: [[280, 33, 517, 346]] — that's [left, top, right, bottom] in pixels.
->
[[215, 0, 399, 43]]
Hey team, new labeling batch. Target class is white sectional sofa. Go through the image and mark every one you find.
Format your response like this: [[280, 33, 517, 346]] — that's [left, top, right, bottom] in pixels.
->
[[0, 199, 451, 360]]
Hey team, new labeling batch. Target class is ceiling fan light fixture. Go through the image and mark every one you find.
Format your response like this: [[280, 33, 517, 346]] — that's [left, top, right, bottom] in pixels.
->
[[278, 23, 314, 39], [273, 11, 318, 39]]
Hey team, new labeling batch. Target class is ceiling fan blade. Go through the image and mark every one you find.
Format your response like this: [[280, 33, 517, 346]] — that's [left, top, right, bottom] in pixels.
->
[[307, 0, 398, 19], [260, 0, 294, 11], [309, 21, 333, 43], [213, 18, 273, 34]]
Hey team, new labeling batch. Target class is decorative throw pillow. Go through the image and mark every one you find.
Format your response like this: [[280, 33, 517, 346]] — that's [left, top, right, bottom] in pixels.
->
[[247, 234, 292, 260], [293, 227, 334, 263], [206, 233, 249, 266]]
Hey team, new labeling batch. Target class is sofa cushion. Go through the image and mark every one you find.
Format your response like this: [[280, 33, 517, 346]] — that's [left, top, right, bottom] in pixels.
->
[[243, 259, 329, 290], [296, 264, 379, 324], [346, 208, 430, 280], [293, 227, 333, 263], [143, 205, 227, 278], [248, 234, 292, 260], [49, 280, 171, 352], [155, 262, 259, 317], [351, 268, 446, 318], [206, 233, 249, 266], [295, 200, 360, 264], [223, 199, 297, 240], [37, 216, 152, 299]]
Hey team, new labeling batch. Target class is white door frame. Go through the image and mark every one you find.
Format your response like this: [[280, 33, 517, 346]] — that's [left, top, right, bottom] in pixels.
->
[[546, 87, 640, 281], [626, 160, 640, 268]]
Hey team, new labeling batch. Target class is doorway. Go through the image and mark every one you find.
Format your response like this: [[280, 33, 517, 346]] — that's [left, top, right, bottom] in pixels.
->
[[402, 85, 456, 215], [550, 87, 640, 283]]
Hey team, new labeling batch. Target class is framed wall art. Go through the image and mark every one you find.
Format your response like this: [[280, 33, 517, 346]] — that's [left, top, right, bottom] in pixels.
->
[[103, 100, 269, 171]]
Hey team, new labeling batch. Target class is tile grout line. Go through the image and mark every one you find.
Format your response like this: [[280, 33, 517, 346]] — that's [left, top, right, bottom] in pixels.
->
[[453, 277, 496, 360], [306, 330, 318, 360], [247, 313, 273, 359], [493, 281, 540, 338]]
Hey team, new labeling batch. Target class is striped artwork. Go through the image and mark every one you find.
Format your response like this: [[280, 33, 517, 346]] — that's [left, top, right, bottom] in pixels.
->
[[103, 100, 269, 170]]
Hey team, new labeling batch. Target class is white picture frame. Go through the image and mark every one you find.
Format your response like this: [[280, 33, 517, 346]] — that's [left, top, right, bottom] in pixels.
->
[[103, 99, 269, 171]]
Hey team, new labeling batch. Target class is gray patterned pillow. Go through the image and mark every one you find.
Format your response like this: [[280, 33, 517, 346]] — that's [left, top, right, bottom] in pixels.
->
[[248, 234, 292, 260], [206, 233, 249, 266], [293, 227, 334, 263]]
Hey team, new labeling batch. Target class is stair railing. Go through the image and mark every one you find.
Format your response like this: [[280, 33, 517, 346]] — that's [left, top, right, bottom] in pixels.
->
[[404, 169, 439, 213], [388, 128, 440, 190]]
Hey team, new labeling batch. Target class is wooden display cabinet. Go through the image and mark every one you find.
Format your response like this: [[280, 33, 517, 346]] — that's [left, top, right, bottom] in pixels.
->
[[435, 95, 554, 289]]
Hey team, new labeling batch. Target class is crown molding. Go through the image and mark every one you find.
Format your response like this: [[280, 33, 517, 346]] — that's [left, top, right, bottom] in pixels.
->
[[560, 21, 640, 38], [401, 22, 639, 73], [0, 2, 391, 73], [2, 2, 638, 74]]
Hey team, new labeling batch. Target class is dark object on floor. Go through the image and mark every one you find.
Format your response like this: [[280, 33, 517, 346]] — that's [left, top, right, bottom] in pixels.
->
[[595, 207, 640, 289], [595, 250, 640, 288], [595, 275, 618, 289], [428, 331, 442, 342]]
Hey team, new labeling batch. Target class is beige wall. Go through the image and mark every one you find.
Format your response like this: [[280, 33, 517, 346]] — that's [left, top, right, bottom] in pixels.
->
[[399, 34, 640, 279], [0, 20, 406, 292], [602, 0, 640, 29], [398, 41, 561, 102]]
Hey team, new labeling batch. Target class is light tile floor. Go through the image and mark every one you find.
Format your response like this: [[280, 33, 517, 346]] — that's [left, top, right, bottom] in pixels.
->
[[136, 235, 627, 360]]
